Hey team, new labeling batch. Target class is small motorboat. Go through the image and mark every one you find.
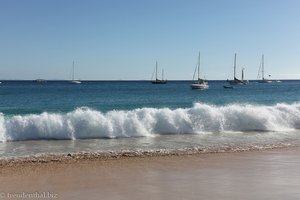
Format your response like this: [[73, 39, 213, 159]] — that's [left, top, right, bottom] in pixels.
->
[[223, 85, 234, 89]]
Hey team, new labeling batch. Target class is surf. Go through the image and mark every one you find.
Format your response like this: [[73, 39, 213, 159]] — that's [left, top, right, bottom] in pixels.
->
[[1, 102, 300, 142]]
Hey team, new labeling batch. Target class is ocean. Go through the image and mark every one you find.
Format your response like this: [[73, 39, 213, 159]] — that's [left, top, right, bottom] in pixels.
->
[[1, 80, 300, 158]]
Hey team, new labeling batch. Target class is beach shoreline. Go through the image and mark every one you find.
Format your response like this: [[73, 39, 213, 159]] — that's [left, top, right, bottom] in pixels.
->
[[0, 144, 294, 168], [1, 146, 300, 200]]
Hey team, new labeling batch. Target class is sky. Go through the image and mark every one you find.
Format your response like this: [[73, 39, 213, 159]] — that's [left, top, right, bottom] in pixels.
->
[[0, 0, 300, 80]]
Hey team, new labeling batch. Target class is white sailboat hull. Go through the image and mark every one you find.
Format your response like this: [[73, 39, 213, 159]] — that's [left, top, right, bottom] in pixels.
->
[[70, 80, 81, 84], [258, 79, 272, 83], [191, 82, 209, 89], [258, 81, 272, 83]]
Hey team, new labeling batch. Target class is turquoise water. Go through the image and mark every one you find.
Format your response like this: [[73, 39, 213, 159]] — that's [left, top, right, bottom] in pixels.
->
[[1, 80, 300, 157], [1, 80, 299, 115]]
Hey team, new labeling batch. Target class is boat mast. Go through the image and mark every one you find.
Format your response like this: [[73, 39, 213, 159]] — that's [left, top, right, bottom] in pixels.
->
[[262, 54, 264, 80], [162, 69, 164, 80], [156, 61, 158, 80], [72, 61, 75, 81], [234, 53, 237, 79], [242, 68, 244, 81], [198, 52, 200, 80]]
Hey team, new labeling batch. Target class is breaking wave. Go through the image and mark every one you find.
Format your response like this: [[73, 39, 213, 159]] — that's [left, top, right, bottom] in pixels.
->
[[1, 102, 300, 142]]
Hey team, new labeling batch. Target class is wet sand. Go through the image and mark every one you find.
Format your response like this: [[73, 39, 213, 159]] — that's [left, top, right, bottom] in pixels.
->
[[1, 148, 300, 200]]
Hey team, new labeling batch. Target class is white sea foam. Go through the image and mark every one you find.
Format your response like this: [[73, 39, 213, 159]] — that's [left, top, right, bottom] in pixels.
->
[[1, 102, 300, 142]]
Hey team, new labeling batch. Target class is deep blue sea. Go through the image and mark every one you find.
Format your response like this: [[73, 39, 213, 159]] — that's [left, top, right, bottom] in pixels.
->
[[1, 80, 300, 157]]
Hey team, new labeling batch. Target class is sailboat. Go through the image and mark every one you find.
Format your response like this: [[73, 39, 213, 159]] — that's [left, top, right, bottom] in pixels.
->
[[257, 54, 272, 83], [70, 61, 81, 84], [34, 79, 47, 83], [227, 53, 247, 85], [241, 68, 249, 84], [151, 61, 167, 84], [191, 52, 208, 89]]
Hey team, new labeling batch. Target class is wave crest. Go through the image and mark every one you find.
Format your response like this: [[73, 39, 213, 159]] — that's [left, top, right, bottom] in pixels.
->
[[1, 102, 300, 142]]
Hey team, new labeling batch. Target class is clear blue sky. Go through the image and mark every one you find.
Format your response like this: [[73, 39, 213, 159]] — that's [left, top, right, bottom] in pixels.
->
[[0, 0, 300, 80]]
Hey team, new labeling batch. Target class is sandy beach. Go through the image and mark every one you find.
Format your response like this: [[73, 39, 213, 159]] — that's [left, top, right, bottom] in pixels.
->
[[0, 147, 300, 200]]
